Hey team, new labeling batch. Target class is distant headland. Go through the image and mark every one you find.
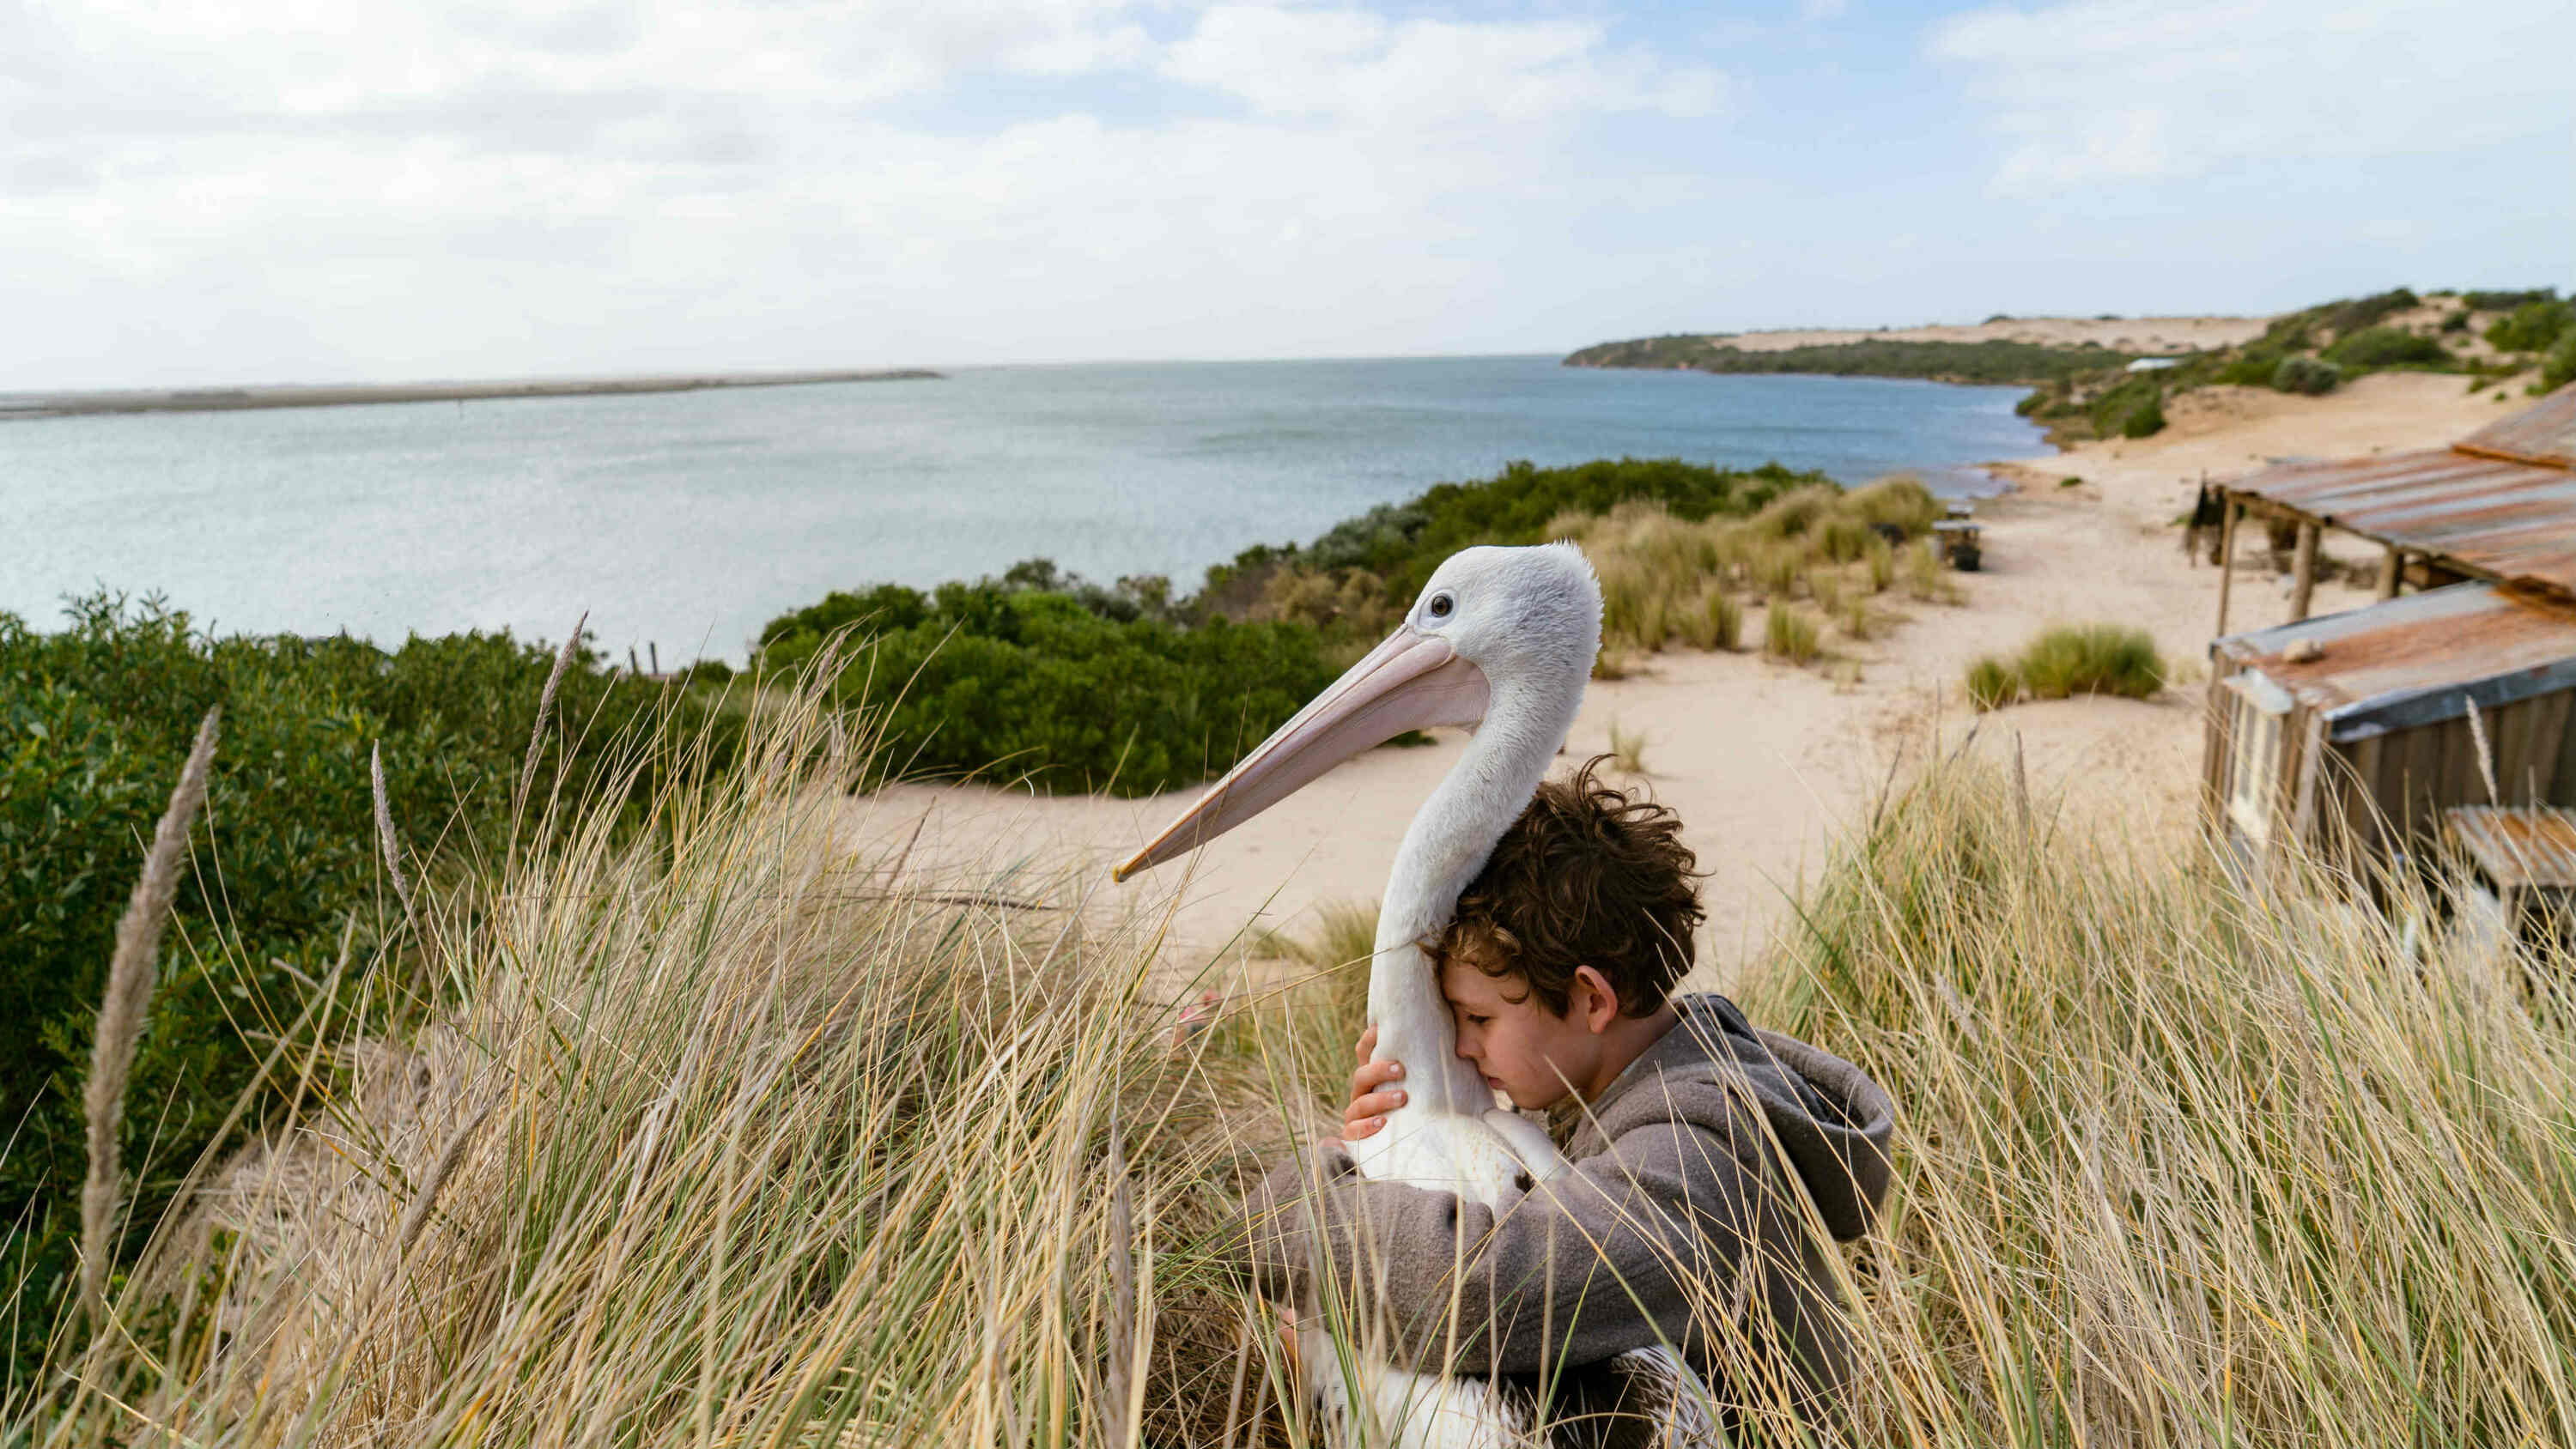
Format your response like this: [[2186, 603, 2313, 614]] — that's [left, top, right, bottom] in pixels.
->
[[0, 367, 943, 421]]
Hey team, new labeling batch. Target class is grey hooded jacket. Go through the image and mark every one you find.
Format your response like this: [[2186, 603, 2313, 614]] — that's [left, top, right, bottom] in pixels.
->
[[1240, 994, 1895, 1404]]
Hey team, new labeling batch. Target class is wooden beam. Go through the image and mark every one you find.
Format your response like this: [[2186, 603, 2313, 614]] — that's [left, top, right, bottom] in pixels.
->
[[2289, 519, 2319, 622], [2215, 497, 2241, 637], [2379, 543, 2403, 601]]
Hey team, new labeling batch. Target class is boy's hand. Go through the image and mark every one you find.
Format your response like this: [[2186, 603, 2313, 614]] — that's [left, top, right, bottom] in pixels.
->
[[1343, 1023, 1406, 1141]]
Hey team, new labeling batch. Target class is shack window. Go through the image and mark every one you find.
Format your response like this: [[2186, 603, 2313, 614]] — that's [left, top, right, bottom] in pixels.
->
[[2224, 673, 2293, 845]]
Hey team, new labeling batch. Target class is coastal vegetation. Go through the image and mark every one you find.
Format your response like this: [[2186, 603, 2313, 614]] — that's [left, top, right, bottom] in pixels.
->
[[750, 458, 1905, 795], [1964, 622, 2166, 711], [0, 593, 728, 1383], [2, 456, 1965, 1373], [1562, 335, 2136, 385], [17, 684, 2574, 1446], [1572, 284, 2573, 446]]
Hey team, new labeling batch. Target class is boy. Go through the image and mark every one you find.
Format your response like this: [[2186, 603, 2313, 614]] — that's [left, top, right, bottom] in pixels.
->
[[1241, 761, 1895, 1420]]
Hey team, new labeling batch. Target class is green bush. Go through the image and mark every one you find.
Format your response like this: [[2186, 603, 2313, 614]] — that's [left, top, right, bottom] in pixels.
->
[[2463, 288, 2558, 312], [2014, 623, 2165, 700], [1965, 656, 2019, 711], [2120, 390, 2167, 439], [2272, 355, 2342, 396], [2083, 374, 2165, 439], [2545, 329, 2576, 392], [1565, 336, 2133, 386], [0, 593, 710, 1379], [756, 571, 1335, 797], [2318, 288, 2420, 336], [2486, 300, 2574, 355], [2323, 327, 2449, 369]]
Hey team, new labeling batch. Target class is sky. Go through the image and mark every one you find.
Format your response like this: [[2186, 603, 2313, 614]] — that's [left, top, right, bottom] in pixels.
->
[[3, 0, 2570, 389]]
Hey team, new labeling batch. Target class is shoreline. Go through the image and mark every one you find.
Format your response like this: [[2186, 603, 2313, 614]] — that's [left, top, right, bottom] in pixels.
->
[[0, 367, 942, 421]]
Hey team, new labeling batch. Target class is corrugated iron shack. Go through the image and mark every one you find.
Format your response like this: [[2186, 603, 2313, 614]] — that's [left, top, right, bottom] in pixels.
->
[[2204, 582, 2576, 865], [2210, 381, 2576, 630]]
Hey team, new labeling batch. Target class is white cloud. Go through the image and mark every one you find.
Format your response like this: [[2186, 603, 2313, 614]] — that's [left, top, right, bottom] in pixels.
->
[[1162, 5, 1723, 126], [1931, 0, 2576, 194], [0, 1, 1737, 386]]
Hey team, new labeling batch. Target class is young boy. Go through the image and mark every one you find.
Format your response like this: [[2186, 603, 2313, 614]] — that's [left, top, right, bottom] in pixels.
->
[[1240, 761, 1895, 1420]]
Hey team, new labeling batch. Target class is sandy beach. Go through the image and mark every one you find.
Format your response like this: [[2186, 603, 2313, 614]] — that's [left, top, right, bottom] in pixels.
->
[[841, 367, 2522, 991]]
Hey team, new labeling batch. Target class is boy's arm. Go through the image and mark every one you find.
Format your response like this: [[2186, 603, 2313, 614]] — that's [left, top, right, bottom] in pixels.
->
[[1241, 1114, 1776, 1377]]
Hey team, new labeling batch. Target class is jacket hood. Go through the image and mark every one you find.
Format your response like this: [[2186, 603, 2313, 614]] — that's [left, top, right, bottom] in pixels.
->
[[1562, 992, 1895, 1241]]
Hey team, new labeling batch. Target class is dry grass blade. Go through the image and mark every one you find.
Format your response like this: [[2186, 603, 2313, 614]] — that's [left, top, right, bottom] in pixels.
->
[[371, 740, 419, 935], [79, 705, 220, 1327], [1103, 1112, 1138, 1448], [515, 609, 587, 819], [395, 1101, 493, 1258]]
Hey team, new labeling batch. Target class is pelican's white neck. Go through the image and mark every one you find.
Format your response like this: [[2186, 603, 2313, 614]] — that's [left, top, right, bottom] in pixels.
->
[[1366, 670, 1584, 1117]]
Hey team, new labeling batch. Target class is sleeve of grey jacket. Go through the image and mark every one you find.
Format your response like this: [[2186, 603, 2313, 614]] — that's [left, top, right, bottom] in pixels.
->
[[1242, 1116, 1768, 1377]]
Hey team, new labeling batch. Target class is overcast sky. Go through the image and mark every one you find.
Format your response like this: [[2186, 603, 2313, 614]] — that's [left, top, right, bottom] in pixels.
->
[[4, 0, 2569, 389]]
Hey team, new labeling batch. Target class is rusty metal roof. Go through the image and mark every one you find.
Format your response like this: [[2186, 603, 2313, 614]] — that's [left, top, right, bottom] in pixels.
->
[[2213, 582, 2576, 740], [2225, 386, 2576, 601], [2457, 382, 2576, 469], [2445, 806, 2576, 890]]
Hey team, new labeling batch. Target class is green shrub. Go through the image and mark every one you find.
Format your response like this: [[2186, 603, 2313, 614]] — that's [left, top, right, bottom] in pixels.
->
[[0, 593, 714, 1379], [2324, 327, 2448, 368], [1564, 336, 2135, 386], [2545, 329, 2576, 392], [2120, 390, 2167, 439], [2464, 287, 2558, 312], [2440, 308, 2470, 333], [2318, 288, 2419, 336], [2271, 355, 2342, 396], [1965, 656, 2019, 711], [2014, 623, 2165, 700], [2084, 374, 2165, 439], [2486, 300, 2574, 355], [756, 573, 1334, 797], [1764, 605, 1821, 664]]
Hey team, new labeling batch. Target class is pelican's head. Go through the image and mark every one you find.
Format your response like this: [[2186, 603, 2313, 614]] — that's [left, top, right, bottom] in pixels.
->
[[1114, 542, 1601, 881]]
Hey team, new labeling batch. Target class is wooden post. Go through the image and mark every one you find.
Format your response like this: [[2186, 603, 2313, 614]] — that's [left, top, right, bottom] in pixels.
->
[[2215, 497, 2241, 637], [649, 641, 660, 676], [2379, 544, 2403, 601], [2289, 519, 2319, 621]]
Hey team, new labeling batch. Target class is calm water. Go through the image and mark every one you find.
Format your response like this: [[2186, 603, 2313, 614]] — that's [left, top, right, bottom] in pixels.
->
[[2, 355, 2039, 663]]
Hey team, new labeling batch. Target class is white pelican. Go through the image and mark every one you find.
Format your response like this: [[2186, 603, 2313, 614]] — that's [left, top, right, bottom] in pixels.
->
[[1117, 543, 1704, 1446]]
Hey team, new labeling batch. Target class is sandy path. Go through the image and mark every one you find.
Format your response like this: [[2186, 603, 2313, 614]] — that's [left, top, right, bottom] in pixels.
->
[[839, 369, 2512, 991]]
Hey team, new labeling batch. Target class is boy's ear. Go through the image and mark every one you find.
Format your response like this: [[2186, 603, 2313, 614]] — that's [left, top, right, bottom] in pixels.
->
[[1572, 965, 1620, 1034]]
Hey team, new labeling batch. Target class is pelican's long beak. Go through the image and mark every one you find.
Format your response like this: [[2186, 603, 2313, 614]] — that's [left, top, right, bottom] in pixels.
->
[[1113, 626, 1489, 882]]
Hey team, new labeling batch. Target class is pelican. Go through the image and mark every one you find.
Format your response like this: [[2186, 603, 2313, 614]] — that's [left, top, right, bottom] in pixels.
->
[[1116, 543, 1705, 1446]]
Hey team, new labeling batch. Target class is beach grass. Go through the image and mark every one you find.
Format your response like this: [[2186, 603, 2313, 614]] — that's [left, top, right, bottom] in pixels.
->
[[20, 676, 2573, 1447]]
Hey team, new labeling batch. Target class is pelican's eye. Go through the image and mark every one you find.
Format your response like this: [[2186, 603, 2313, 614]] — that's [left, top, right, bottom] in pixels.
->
[[1425, 592, 1455, 621]]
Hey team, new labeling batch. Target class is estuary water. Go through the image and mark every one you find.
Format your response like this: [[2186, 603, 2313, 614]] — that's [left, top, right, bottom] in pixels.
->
[[2, 355, 2041, 663]]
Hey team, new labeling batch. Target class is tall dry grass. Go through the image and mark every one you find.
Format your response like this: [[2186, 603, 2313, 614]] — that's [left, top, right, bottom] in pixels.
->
[[19, 672, 2576, 1447], [1551, 477, 1947, 666], [1751, 763, 2576, 1446]]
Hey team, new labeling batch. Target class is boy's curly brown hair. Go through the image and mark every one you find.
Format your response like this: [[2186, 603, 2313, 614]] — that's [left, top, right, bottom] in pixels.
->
[[1436, 756, 1704, 1019]]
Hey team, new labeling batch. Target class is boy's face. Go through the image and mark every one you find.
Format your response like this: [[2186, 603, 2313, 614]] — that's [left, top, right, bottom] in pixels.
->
[[1439, 953, 1605, 1112]]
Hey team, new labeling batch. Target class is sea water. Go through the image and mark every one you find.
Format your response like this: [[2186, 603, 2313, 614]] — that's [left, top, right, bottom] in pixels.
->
[[1, 355, 2040, 663]]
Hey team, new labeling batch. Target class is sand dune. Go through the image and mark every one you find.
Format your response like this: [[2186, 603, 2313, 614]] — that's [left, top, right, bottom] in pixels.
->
[[1701, 314, 2267, 356]]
